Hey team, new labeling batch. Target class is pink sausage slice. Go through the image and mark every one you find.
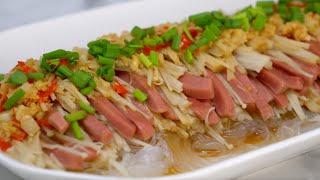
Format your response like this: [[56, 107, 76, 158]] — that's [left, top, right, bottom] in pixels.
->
[[188, 98, 219, 125], [81, 115, 113, 144], [125, 108, 155, 140], [47, 108, 69, 134], [255, 100, 275, 120], [257, 69, 288, 94], [179, 72, 215, 100], [250, 78, 273, 103], [51, 149, 84, 171], [309, 41, 320, 56], [130, 73, 169, 113], [269, 68, 304, 90], [90, 97, 136, 139], [206, 70, 235, 118]]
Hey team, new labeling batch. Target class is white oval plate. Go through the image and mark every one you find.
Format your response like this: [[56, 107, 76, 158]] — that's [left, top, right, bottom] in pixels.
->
[[1, 0, 320, 179]]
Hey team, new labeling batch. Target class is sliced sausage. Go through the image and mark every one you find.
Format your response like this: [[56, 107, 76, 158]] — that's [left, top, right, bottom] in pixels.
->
[[47, 108, 69, 134], [257, 68, 288, 94], [188, 98, 219, 125], [76, 146, 98, 162], [90, 97, 136, 139], [124, 108, 155, 140], [206, 70, 235, 118], [51, 149, 84, 171], [309, 41, 320, 56], [179, 72, 215, 100], [250, 78, 273, 103], [81, 115, 113, 144], [255, 100, 274, 120], [130, 73, 169, 113], [269, 68, 304, 90]]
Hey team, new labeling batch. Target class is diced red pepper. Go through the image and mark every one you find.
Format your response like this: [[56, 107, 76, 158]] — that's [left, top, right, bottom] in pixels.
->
[[60, 59, 69, 66], [142, 43, 171, 55], [0, 138, 11, 151], [112, 81, 128, 96], [16, 61, 34, 73], [37, 119, 53, 129], [11, 130, 27, 141], [142, 46, 152, 55], [181, 33, 193, 50], [189, 28, 200, 38], [38, 79, 58, 103]]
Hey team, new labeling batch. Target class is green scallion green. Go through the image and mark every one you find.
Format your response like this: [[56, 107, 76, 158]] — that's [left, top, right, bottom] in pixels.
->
[[149, 51, 159, 66], [161, 27, 178, 42], [252, 14, 267, 31], [184, 48, 194, 64], [79, 101, 96, 114], [138, 53, 153, 68], [189, 12, 213, 27], [27, 72, 45, 80], [56, 65, 73, 78], [133, 89, 148, 102], [8, 71, 28, 85], [97, 56, 115, 68], [131, 26, 147, 39], [64, 110, 87, 122], [0, 74, 4, 82], [104, 43, 121, 58], [171, 34, 181, 51], [71, 121, 84, 140], [80, 87, 94, 95], [70, 70, 92, 89], [4, 89, 25, 110]]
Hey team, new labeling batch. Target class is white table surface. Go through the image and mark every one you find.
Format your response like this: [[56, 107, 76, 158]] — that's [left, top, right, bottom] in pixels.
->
[[1, 0, 320, 179]]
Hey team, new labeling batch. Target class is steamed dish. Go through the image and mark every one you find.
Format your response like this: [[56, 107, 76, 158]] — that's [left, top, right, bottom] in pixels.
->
[[0, 0, 320, 177]]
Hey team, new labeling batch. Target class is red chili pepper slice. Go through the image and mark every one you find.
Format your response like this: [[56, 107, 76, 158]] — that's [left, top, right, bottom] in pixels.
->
[[0, 138, 11, 151], [16, 61, 34, 73], [38, 79, 58, 103], [112, 81, 128, 96]]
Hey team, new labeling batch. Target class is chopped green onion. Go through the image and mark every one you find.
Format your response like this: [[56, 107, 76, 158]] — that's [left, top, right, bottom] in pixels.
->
[[189, 12, 213, 27], [40, 59, 60, 73], [70, 70, 92, 89], [56, 65, 73, 78], [161, 27, 178, 42], [88, 79, 96, 88], [149, 51, 159, 66], [278, 0, 291, 5], [88, 39, 109, 48], [290, 6, 304, 22], [79, 101, 96, 114], [97, 56, 115, 68], [0, 74, 4, 81], [224, 18, 243, 29], [171, 34, 181, 51], [251, 14, 267, 31], [131, 26, 147, 39], [8, 71, 28, 85], [4, 89, 25, 110], [80, 87, 94, 95], [133, 89, 148, 102], [40, 50, 79, 72], [64, 110, 87, 122], [27, 72, 45, 80], [89, 46, 104, 57], [127, 39, 144, 48], [121, 46, 137, 57], [256, 0, 274, 7], [305, 2, 320, 14], [42, 49, 68, 60], [97, 66, 115, 82], [104, 44, 121, 58], [145, 26, 155, 36], [184, 48, 194, 64], [278, 4, 290, 21], [143, 37, 161, 47], [71, 121, 84, 140], [138, 53, 153, 68]]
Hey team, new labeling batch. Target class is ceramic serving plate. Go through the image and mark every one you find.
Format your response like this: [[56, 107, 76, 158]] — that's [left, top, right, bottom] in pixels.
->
[[1, 0, 320, 179]]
